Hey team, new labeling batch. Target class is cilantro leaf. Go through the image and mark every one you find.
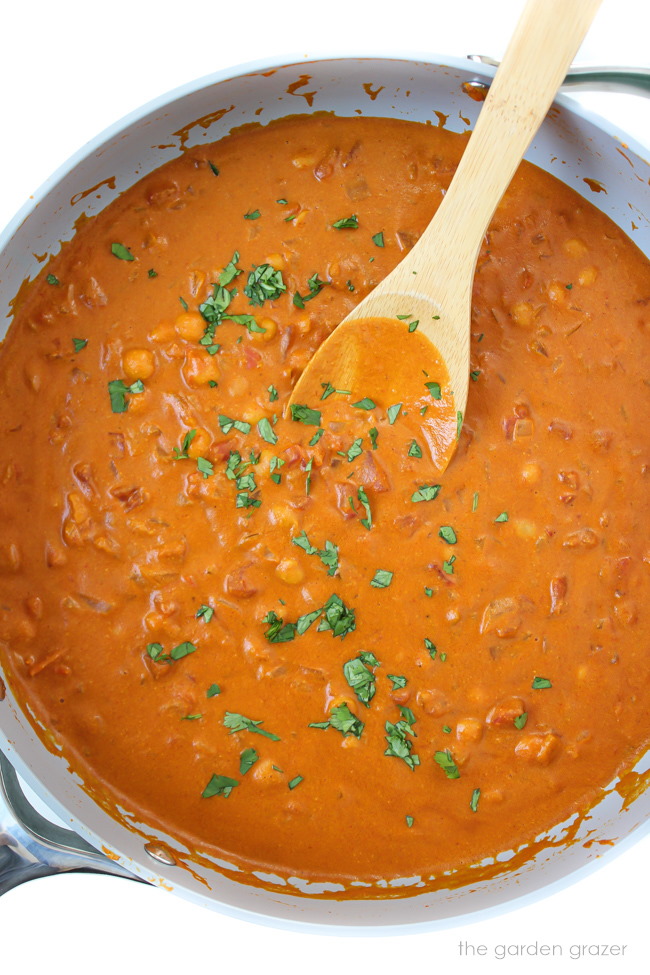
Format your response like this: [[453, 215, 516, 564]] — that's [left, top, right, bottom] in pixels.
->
[[244, 263, 286, 306], [223, 711, 281, 741], [434, 749, 460, 779], [411, 484, 441, 503], [332, 214, 359, 229], [343, 656, 378, 707], [202, 774, 238, 799], [290, 403, 322, 426], [111, 242, 135, 262], [370, 569, 393, 588], [108, 379, 144, 414], [239, 747, 259, 775]]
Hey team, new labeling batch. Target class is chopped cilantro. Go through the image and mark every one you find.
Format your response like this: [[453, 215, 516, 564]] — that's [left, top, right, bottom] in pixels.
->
[[202, 774, 238, 799], [407, 439, 422, 458], [301, 430, 322, 453], [197, 456, 214, 479], [292, 531, 339, 576], [108, 378, 144, 413], [343, 655, 378, 707], [111, 242, 135, 261], [388, 674, 407, 690], [317, 594, 356, 638], [224, 711, 281, 741], [411, 484, 441, 503], [146, 641, 197, 664], [370, 569, 393, 588], [434, 749, 460, 779], [332, 214, 359, 229], [173, 429, 197, 459], [321, 381, 351, 400], [290, 403, 322, 426], [345, 437, 364, 462], [385, 707, 419, 770], [424, 637, 437, 659], [244, 263, 286, 306], [438, 525, 457, 545], [532, 676, 552, 689], [387, 403, 402, 425], [219, 414, 251, 435], [294, 273, 327, 308], [239, 748, 259, 775], [357, 486, 372, 530], [330, 704, 364, 738], [257, 417, 278, 445]]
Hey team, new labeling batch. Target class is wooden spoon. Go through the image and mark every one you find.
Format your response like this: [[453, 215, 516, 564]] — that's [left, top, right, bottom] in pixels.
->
[[288, 0, 602, 461]]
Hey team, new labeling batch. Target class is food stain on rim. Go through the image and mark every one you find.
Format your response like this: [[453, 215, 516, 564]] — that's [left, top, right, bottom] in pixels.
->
[[285, 75, 317, 106], [173, 105, 236, 151], [583, 176, 607, 193], [70, 176, 117, 207]]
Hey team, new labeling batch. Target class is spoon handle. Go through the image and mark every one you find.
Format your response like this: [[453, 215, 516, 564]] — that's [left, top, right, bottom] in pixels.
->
[[413, 0, 603, 269]]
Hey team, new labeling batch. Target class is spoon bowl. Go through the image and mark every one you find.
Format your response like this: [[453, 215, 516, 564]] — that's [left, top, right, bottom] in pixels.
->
[[289, 0, 603, 462]]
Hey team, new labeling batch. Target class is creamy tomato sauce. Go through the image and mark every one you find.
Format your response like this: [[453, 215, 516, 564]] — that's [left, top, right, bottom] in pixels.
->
[[1, 115, 649, 893]]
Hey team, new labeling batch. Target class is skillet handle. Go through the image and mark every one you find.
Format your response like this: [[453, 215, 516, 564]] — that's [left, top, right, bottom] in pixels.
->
[[0, 752, 137, 895], [468, 58, 650, 97]]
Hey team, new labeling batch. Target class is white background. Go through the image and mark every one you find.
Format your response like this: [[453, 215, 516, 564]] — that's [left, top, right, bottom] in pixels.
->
[[1, 0, 649, 972]]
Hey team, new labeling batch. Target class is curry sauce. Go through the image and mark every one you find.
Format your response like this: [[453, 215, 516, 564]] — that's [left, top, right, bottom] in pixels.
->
[[1, 115, 649, 892]]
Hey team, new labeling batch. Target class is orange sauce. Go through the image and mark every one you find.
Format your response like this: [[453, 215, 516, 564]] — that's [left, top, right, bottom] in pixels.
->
[[0, 115, 649, 893]]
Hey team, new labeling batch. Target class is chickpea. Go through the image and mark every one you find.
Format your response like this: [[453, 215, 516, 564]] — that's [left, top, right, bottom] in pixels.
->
[[510, 301, 535, 328], [521, 461, 541, 485], [123, 348, 155, 381], [562, 237, 588, 258], [252, 317, 278, 344], [182, 349, 220, 387], [186, 428, 211, 459], [148, 322, 175, 343], [294, 316, 312, 335], [578, 265, 598, 286], [175, 311, 206, 342], [228, 374, 251, 397], [512, 518, 538, 540], [292, 154, 317, 169], [547, 280, 567, 303], [252, 758, 284, 784], [269, 504, 299, 531], [275, 558, 305, 585], [456, 717, 484, 743]]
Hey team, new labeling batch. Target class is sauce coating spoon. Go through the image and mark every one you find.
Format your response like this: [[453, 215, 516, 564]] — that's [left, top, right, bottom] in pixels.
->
[[288, 0, 602, 464]]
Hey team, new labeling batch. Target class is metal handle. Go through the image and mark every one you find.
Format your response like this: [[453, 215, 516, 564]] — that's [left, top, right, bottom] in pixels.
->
[[0, 751, 137, 895], [468, 56, 650, 97]]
